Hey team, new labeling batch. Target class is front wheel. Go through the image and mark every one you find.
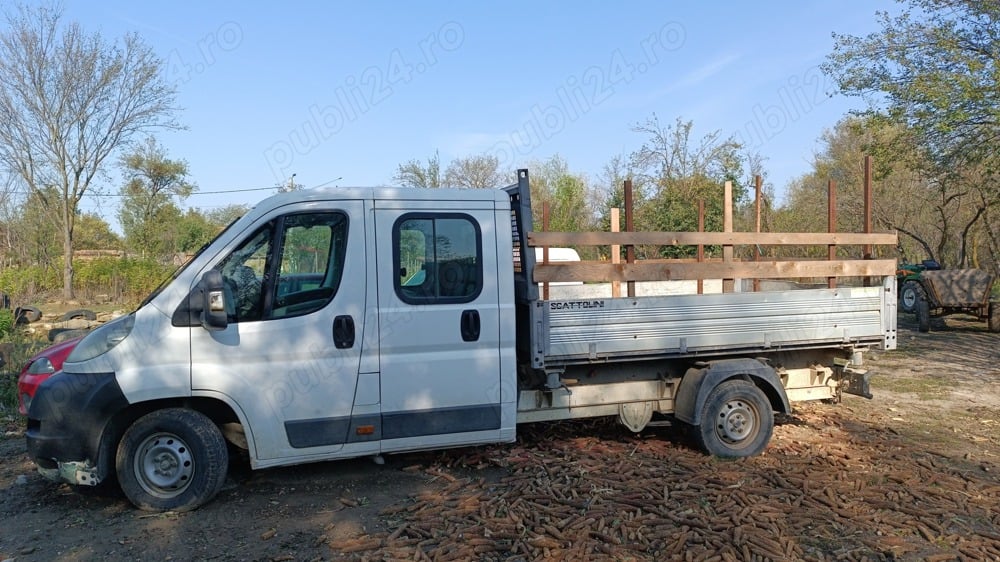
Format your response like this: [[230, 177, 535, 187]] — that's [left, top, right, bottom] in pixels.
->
[[116, 408, 229, 512], [694, 380, 774, 458]]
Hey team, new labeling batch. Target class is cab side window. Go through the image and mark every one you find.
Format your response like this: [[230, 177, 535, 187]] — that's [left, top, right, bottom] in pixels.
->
[[395, 214, 482, 304], [216, 212, 348, 322], [270, 213, 348, 320], [218, 226, 271, 322]]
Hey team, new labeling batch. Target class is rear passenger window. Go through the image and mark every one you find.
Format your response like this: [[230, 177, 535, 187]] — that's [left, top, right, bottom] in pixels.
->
[[394, 214, 482, 304]]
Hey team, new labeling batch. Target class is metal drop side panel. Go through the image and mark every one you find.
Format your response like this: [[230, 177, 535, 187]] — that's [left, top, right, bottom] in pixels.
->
[[537, 278, 896, 366]]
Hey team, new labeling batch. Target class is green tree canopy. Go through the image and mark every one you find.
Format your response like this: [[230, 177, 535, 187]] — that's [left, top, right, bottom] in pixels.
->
[[75, 212, 121, 251], [823, 1, 1000, 172], [118, 137, 195, 259], [628, 115, 748, 258]]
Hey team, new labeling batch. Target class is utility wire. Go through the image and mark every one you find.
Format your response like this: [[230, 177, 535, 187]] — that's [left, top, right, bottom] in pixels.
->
[[3, 185, 279, 197]]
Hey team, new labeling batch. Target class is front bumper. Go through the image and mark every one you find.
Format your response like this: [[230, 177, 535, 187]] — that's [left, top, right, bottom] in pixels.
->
[[37, 460, 102, 486], [26, 371, 128, 485]]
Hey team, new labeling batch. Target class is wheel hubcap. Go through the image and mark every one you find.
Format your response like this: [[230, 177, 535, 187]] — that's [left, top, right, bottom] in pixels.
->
[[716, 399, 757, 443], [134, 432, 194, 498], [902, 289, 916, 308]]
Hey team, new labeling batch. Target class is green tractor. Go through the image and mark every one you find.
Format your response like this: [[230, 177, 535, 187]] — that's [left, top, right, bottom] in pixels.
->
[[897, 259, 940, 314]]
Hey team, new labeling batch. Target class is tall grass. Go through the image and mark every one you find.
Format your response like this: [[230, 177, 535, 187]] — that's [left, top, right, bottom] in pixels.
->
[[0, 257, 174, 306]]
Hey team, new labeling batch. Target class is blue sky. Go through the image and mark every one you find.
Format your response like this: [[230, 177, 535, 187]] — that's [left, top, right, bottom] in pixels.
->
[[61, 1, 899, 221]]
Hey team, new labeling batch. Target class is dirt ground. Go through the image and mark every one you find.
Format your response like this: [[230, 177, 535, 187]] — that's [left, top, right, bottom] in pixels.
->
[[1, 314, 999, 561]]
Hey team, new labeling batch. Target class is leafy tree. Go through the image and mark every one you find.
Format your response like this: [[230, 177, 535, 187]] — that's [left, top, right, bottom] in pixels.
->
[[520, 156, 598, 258], [206, 204, 250, 227], [444, 153, 507, 188], [591, 154, 647, 260], [174, 209, 214, 254], [525, 155, 592, 229], [778, 116, 999, 271], [394, 150, 442, 188], [75, 212, 121, 250], [12, 186, 61, 265], [118, 138, 195, 258], [173, 204, 250, 255], [0, 3, 179, 298], [823, 1, 1000, 174], [629, 115, 747, 258]]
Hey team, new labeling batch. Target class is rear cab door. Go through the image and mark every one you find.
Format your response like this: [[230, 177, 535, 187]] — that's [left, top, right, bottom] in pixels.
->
[[374, 194, 506, 452]]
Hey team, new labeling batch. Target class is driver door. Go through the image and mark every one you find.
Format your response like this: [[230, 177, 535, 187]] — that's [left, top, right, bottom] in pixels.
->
[[190, 202, 369, 462]]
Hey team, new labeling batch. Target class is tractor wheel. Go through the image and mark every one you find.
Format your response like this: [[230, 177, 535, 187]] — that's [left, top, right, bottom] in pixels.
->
[[916, 297, 931, 333], [899, 281, 925, 314]]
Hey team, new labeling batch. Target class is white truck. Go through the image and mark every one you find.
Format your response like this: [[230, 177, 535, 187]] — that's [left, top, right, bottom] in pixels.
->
[[26, 170, 897, 511]]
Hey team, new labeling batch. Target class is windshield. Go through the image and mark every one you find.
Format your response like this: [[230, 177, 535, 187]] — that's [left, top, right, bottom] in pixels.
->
[[137, 214, 246, 309]]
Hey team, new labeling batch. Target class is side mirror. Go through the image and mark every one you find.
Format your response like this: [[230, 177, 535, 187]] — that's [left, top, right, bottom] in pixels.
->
[[200, 269, 228, 331]]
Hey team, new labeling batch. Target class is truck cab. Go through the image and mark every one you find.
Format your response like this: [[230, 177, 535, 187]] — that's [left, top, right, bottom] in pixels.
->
[[27, 186, 517, 511]]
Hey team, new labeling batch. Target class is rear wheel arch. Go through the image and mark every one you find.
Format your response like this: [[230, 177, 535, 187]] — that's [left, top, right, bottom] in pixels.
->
[[674, 358, 789, 427]]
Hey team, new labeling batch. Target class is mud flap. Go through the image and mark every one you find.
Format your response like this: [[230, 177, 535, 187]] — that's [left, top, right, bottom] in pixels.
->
[[843, 369, 873, 399]]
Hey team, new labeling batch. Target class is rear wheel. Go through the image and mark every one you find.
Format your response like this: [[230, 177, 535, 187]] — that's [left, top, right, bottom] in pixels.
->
[[899, 281, 924, 314], [116, 408, 228, 512], [916, 297, 931, 332], [989, 302, 1000, 333], [694, 380, 773, 458]]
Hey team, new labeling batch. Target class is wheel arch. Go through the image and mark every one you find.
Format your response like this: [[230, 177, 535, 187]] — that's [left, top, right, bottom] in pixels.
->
[[96, 396, 244, 483], [674, 358, 790, 426]]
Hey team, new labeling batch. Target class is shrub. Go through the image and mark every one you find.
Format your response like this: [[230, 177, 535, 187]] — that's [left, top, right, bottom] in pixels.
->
[[0, 309, 12, 339], [0, 325, 47, 413]]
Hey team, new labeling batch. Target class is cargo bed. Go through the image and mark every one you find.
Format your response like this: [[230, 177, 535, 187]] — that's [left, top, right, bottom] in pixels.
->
[[533, 281, 895, 367]]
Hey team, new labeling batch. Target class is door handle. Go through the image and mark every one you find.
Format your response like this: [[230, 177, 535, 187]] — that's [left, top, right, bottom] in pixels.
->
[[460, 309, 480, 342], [333, 315, 355, 349]]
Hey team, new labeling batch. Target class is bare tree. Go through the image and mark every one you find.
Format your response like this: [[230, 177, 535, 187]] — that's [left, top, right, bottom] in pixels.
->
[[393, 151, 442, 188], [443, 153, 506, 188], [0, 4, 179, 298]]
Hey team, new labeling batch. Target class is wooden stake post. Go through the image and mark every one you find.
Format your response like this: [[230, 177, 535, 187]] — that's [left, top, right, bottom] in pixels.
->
[[828, 180, 837, 289], [723, 181, 734, 293], [624, 180, 635, 298], [611, 208, 621, 298], [753, 175, 762, 292]]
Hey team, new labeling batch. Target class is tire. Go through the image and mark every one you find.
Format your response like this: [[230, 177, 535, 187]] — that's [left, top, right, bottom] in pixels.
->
[[116, 408, 229, 512], [58, 308, 97, 322], [49, 328, 89, 343], [989, 302, 1000, 333], [899, 281, 924, 314], [694, 379, 774, 458], [916, 297, 931, 333], [14, 305, 42, 324]]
